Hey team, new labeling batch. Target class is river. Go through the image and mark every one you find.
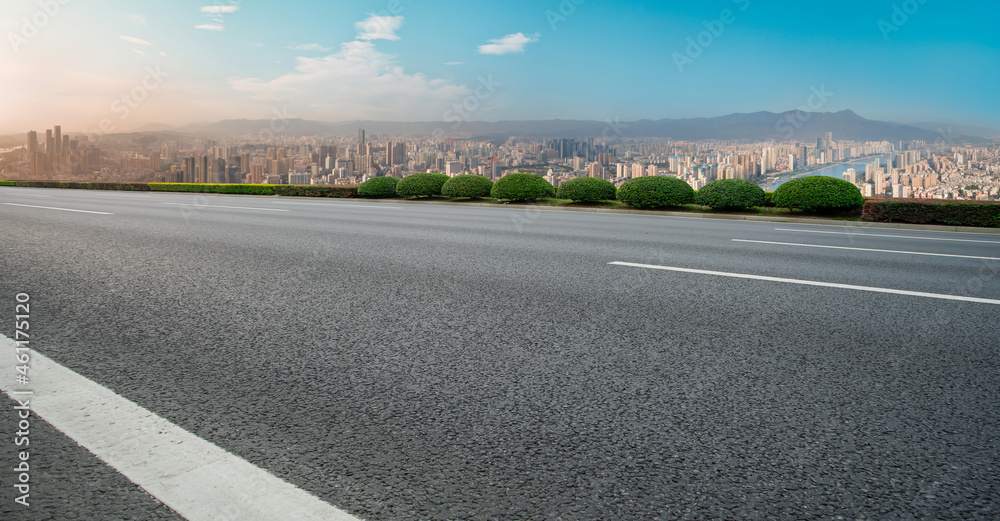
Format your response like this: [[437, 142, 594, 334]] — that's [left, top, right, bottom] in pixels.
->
[[760, 155, 889, 190]]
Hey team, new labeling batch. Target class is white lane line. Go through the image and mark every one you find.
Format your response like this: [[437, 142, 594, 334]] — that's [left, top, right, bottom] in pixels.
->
[[2, 203, 113, 215], [609, 262, 1000, 305], [774, 228, 1000, 244], [269, 201, 400, 209], [161, 202, 289, 212], [733, 239, 1000, 261], [0, 334, 363, 521]]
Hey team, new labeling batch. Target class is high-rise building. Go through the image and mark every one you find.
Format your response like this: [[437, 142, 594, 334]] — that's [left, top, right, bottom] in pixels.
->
[[27, 131, 37, 155], [54, 126, 61, 156]]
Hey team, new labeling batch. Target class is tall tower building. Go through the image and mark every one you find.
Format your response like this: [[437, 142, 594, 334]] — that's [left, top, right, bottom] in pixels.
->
[[54, 126, 61, 156], [27, 131, 37, 155]]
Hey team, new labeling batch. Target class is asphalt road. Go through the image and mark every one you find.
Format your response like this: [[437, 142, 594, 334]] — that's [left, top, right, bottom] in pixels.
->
[[1, 186, 999, 520]]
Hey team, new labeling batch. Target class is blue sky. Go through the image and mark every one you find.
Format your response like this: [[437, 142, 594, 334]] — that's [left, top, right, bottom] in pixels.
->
[[2, 0, 998, 133]]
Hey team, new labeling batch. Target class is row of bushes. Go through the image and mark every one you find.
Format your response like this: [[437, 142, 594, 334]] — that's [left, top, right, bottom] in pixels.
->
[[862, 199, 1000, 227], [148, 183, 358, 197], [8, 180, 151, 190], [5, 177, 997, 227]]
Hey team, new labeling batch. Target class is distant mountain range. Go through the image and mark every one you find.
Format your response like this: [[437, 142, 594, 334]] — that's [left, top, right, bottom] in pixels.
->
[[2, 111, 994, 146], [131, 110, 991, 143]]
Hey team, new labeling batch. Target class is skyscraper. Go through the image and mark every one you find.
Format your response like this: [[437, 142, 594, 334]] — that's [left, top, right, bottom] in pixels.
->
[[54, 125, 61, 156]]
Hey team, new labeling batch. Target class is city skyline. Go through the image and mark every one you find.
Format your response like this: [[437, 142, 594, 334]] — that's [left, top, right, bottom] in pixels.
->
[[2, 0, 999, 135]]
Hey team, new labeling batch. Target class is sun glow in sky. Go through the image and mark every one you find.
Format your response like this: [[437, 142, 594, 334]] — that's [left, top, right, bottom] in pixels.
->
[[1, 0, 998, 134]]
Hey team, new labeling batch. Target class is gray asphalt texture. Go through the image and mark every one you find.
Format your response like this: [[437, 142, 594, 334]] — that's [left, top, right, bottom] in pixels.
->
[[0, 395, 183, 520], [1, 187, 999, 520]]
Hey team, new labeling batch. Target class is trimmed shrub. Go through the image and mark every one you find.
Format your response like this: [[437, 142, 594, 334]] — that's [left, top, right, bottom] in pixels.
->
[[491, 173, 556, 202], [0, 180, 16, 186], [149, 183, 275, 195], [273, 185, 357, 198], [616, 176, 694, 209], [862, 199, 1000, 228], [396, 173, 450, 198], [441, 174, 493, 199], [357, 176, 400, 198], [762, 191, 776, 207], [695, 179, 766, 210], [17, 181, 150, 191], [772, 176, 863, 212], [557, 177, 617, 202]]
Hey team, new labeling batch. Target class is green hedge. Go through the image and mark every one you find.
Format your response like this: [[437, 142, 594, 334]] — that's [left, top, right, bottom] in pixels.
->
[[491, 173, 555, 202], [695, 179, 765, 210], [396, 173, 450, 198], [149, 183, 275, 195], [273, 185, 357, 198], [442, 175, 493, 199], [772, 176, 863, 212], [16, 181, 150, 191], [862, 199, 1000, 228], [357, 176, 400, 198], [617, 176, 694, 209], [763, 191, 776, 207], [557, 177, 617, 202], [0, 180, 16, 186]]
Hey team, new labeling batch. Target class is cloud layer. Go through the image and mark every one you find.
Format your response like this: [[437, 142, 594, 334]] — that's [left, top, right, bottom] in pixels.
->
[[355, 15, 404, 41], [478, 33, 539, 55]]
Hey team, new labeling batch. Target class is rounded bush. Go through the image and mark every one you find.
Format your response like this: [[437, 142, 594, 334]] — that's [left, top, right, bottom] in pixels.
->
[[441, 175, 494, 199], [616, 176, 694, 209], [695, 179, 766, 210], [357, 176, 399, 198], [772, 176, 864, 212], [396, 172, 450, 198], [557, 177, 617, 202], [491, 173, 555, 202]]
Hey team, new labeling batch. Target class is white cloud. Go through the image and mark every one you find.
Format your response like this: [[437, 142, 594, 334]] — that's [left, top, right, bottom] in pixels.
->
[[119, 35, 153, 46], [158, 51, 168, 56], [445, 62, 464, 66], [129, 14, 147, 25], [243, 42, 264, 47], [195, 24, 225, 31], [290, 43, 332, 52], [478, 32, 539, 55], [132, 49, 145, 55], [355, 15, 403, 41], [201, 5, 240, 14], [230, 40, 472, 121]]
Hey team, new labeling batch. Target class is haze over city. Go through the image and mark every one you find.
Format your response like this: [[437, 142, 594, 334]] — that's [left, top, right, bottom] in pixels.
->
[[3, 0, 999, 134]]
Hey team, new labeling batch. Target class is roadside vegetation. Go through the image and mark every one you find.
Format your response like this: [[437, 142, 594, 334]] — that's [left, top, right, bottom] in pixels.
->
[[4, 175, 998, 227]]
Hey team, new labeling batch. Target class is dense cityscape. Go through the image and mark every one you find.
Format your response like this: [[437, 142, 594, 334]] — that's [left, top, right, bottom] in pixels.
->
[[4, 125, 999, 201]]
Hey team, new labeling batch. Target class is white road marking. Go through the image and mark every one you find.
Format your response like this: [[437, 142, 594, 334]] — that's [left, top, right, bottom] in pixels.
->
[[774, 227, 1000, 244], [0, 334, 363, 521], [609, 262, 1000, 305], [269, 201, 400, 209], [2, 203, 113, 215], [733, 239, 1000, 261], [0, 192, 51, 197], [161, 202, 289, 212]]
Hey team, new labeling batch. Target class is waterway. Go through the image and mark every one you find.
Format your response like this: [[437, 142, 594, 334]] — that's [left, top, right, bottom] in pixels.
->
[[760, 155, 889, 191]]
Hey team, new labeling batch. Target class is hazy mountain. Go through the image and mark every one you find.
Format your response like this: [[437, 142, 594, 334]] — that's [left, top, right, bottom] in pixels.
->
[[105, 111, 988, 144], [907, 122, 999, 139]]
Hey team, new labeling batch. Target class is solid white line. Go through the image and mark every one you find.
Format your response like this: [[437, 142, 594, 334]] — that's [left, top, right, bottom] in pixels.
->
[[733, 239, 1000, 261], [161, 202, 289, 212], [609, 262, 1000, 305], [774, 227, 1000, 244], [2, 203, 113, 215], [0, 334, 362, 521]]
